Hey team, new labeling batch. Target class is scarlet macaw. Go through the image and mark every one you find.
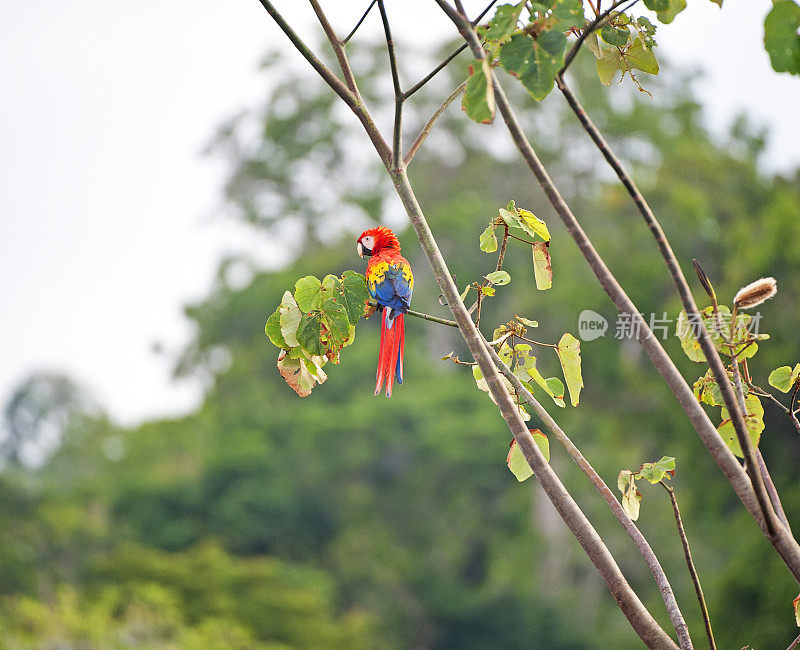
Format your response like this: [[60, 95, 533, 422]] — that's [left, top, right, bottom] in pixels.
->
[[357, 226, 413, 397]]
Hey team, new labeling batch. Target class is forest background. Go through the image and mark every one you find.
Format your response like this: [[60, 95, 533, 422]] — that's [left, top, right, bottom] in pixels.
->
[[2, 3, 800, 648]]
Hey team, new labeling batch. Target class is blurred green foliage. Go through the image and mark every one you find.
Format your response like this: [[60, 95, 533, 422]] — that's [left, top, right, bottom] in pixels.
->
[[2, 43, 800, 648]]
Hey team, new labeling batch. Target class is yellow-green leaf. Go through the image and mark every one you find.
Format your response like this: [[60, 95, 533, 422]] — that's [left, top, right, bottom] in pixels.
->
[[556, 333, 583, 406], [532, 241, 553, 291], [462, 59, 496, 124], [480, 225, 498, 252], [718, 394, 765, 458], [507, 430, 549, 482], [768, 364, 800, 393]]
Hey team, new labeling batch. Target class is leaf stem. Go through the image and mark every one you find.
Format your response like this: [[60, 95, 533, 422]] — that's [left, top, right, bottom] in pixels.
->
[[660, 481, 716, 650]]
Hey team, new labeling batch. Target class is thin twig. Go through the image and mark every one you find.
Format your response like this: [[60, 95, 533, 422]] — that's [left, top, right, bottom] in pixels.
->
[[343, 0, 377, 44], [405, 44, 469, 99], [309, 0, 360, 93], [257, 0, 391, 163], [660, 482, 716, 650], [367, 301, 458, 328], [487, 342, 690, 649], [404, 80, 467, 164], [516, 334, 557, 348], [788, 631, 800, 650], [377, 0, 403, 169], [555, 75, 782, 543], [438, 0, 800, 589]]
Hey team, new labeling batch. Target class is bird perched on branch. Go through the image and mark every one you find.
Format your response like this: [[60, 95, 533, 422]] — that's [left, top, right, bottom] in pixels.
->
[[357, 226, 413, 397]]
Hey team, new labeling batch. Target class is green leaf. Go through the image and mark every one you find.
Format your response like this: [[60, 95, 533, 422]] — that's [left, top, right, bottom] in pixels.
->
[[636, 456, 676, 484], [340, 270, 370, 325], [601, 25, 630, 47], [618, 470, 641, 521], [768, 364, 800, 393], [644, 0, 685, 22], [321, 297, 351, 348], [765, 1, 800, 75], [519, 358, 566, 408], [718, 394, 765, 458], [296, 311, 326, 357], [532, 241, 553, 291], [794, 593, 800, 627], [279, 291, 303, 348], [693, 369, 724, 406], [486, 270, 511, 285], [551, 0, 585, 29], [676, 309, 706, 362], [586, 30, 604, 59], [481, 286, 496, 296], [480, 225, 499, 252], [294, 276, 323, 312], [507, 430, 550, 482], [518, 209, 551, 241], [499, 31, 565, 101], [265, 308, 287, 349], [626, 38, 659, 75], [556, 333, 582, 406], [483, 2, 525, 42], [463, 60, 496, 124]]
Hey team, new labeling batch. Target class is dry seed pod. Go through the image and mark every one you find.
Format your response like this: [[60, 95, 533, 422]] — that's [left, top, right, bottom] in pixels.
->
[[733, 277, 777, 309]]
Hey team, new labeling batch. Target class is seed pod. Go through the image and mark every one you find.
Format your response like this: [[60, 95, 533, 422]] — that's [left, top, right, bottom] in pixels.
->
[[733, 277, 777, 309], [692, 259, 716, 302]]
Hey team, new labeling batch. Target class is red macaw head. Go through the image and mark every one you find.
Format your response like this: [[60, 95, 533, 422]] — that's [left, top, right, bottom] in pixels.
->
[[356, 226, 401, 259]]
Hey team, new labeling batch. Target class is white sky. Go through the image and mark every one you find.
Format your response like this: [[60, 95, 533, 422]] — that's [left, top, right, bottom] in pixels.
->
[[0, 0, 797, 426]]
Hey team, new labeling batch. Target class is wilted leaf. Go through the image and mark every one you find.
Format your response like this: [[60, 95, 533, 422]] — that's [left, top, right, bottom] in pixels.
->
[[463, 60, 496, 124], [618, 469, 641, 521], [279, 291, 303, 347], [277, 350, 327, 397], [486, 270, 511, 285], [768, 364, 800, 393], [556, 333, 583, 406], [507, 430, 550, 482], [480, 225, 499, 252], [718, 394, 765, 458], [516, 315, 539, 328], [532, 241, 553, 291]]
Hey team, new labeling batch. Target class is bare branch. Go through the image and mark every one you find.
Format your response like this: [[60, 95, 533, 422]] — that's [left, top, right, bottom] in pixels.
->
[[555, 75, 784, 541], [258, 0, 391, 164], [405, 80, 467, 164], [660, 482, 716, 650], [377, 0, 404, 168], [436, 0, 800, 583], [405, 44, 468, 99], [309, 0, 360, 93], [343, 0, 377, 44], [490, 344, 693, 649]]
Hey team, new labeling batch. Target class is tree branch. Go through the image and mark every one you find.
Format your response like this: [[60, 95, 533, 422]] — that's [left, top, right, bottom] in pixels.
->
[[437, 0, 800, 584], [390, 165, 677, 649], [309, 0, 360, 93], [555, 76, 787, 542], [377, 0, 404, 169], [404, 80, 467, 164], [258, 0, 392, 164], [405, 44, 469, 99], [343, 0, 377, 44], [490, 344, 693, 648], [660, 482, 716, 650]]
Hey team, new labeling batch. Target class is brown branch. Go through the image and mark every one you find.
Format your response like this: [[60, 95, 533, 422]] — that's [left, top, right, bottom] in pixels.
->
[[489, 344, 691, 648], [660, 482, 716, 650], [437, 0, 800, 585], [343, 0, 377, 44], [554, 76, 786, 543], [309, 0, 360, 94], [405, 80, 467, 165], [377, 0, 404, 169], [257, 0, 391, 164], [788, 631, 800, 650]]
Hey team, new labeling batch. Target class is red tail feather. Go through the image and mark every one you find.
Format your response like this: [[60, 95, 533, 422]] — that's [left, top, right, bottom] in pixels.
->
[[375, 310, 404, 397]]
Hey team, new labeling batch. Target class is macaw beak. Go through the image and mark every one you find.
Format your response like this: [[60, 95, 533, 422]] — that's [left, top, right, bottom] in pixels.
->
[[357, 242, 372, 259]]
